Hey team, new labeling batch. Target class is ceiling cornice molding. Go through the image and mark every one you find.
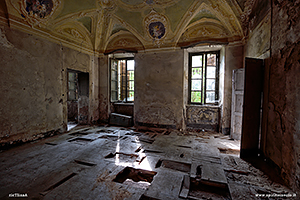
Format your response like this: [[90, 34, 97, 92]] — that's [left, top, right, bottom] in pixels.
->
[[0, 14, 97, 56]]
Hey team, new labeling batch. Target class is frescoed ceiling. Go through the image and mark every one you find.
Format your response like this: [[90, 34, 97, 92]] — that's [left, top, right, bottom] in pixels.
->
[[0, 0, 250, 54]]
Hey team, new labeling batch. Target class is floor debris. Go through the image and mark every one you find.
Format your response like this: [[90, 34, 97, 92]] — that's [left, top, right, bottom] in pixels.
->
[[0, 125, 294, 200]]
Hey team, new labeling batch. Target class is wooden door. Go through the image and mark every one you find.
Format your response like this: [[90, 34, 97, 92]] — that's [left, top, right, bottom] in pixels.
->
[[231, 68, 244, 140], [240, 58, 264, 158]]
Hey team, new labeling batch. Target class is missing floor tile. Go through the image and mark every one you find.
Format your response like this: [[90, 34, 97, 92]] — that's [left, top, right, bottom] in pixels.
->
[[68, 138, 94, 143], [45, 142, 57, 146], [40, 173, 77, 195], [155, 159, 191, 173], [113, 167, 157, 184], [74, 160, 96, 166], [188, 177, 231, 200]]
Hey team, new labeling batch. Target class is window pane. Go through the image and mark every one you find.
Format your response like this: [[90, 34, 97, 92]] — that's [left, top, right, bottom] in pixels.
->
[[128, 71, 134, 80], [111, 60, 118, 71], [192, 80, 202, 90], [206, 92, 215, 103], [68, 72, 76, 82], [111, 91, 118, 101], [69, 82, 76, 90], [127, 91, 134, 101], [69, 91, 76, 100], [206, 79, 215, 90], [111, 70, 118, 80], [111, 81, 118, 91], [207, 54, 216, 66], [191, 91, 202, 103], [207, 67, 216, 78], [192, 68, 202, 78], [128, 81, 134, 90], [127, 60, 134, 71], [192, 55, 202, 67]]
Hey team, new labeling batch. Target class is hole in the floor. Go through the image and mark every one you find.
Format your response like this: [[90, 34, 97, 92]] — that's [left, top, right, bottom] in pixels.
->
[[74, 160, 96, 166], [45, 142, 57, 146], [113, 167, 157, 184], [105, 153, 115, 158], [41, 173, 77, 195], [176, 145, 192, 149], [135, 146, 142, 152], [155, 159, 162, 168], [99, 135, 118, 140], [68, 138, 94, 143], [69, 132, 90, 136], [97, 129, 115, 133], [163, 131, 171, 135], [138, 156, 146, 164], [143, 149, 164, 154], [196, 165, 202, 177], [155, 159, 191, 173], [188, 178, 231, 200], [139, 138, 155, 144], [104, 152, 139, 163], [218, 148, 240, 155]]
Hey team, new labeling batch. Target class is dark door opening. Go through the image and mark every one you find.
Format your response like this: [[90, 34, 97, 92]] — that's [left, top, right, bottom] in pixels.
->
[[67, 69, 89, 130]]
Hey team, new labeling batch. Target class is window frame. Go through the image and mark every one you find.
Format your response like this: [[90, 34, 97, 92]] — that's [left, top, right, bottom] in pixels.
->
[[188, 51, 220, 105], [110, 57, 135, 103], [67, 71, 78, 101]]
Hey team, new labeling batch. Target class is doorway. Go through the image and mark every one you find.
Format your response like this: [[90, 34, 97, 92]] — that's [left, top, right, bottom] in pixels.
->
[[67, 69, 89, 130]]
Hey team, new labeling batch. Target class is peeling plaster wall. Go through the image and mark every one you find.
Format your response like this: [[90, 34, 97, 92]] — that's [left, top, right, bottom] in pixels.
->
[[186, 106, 220, 131], [89, 55, 100, 124], [134, 50, 184, 129], [0, 26, 64, 145], [265, 0, 300, 192], [99, 55, 110, 123], [0, 26, 95, 147], [245, 12, 271, 59], [222, 44, 244, 135]]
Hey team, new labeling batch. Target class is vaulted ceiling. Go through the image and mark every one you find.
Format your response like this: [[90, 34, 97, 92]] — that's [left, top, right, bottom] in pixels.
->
[[1, 0, 248, 54]]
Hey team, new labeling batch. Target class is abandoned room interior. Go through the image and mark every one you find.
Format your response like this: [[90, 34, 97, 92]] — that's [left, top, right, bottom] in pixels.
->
[[0, 0, 300, 199]]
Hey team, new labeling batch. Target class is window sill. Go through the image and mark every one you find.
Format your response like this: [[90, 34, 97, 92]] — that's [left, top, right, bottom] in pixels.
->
[[113, 102, 134, 106], [187, 104, 220, 108]]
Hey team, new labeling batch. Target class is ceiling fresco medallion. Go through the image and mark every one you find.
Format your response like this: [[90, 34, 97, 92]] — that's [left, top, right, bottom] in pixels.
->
[[144, 10, 168, 46], [149, 21, 165, 39], [20, 0, 60, 26]]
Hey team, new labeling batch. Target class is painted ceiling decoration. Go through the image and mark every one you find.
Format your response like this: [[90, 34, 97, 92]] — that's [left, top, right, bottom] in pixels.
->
[[0, 0, 254, 54], [19, 0, 60, 27]]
